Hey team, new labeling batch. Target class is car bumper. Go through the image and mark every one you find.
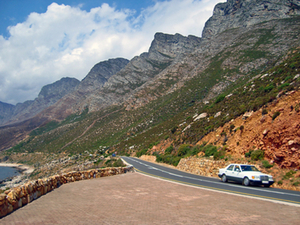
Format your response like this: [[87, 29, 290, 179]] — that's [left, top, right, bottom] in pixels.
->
[[250, 180, 274, 186]]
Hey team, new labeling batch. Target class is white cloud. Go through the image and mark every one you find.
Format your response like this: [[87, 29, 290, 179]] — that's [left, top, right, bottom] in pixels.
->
[[0, 0, 224, 105]]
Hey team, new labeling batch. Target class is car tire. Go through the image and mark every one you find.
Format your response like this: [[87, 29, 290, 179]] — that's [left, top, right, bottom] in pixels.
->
[[264, 184, 270, 188], [221, 174, 227, 183], [243, 177, 250, 186]]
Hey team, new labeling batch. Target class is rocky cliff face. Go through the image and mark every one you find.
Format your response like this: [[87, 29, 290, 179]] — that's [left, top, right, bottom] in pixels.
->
[[43, 33, 202, 115], [78, 58, 129, 93], [202, 0, 300, 39]]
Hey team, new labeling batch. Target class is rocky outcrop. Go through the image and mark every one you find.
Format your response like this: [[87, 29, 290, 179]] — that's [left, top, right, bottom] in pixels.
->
[[202, 0, 300, 39], [77, 58, 129, 93], [198, 90, 300, 169], [0, 166, 133, 218]]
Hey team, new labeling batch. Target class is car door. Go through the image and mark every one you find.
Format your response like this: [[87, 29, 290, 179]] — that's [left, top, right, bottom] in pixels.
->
[[225, 164, 234, 181], [232, 165, 243, 183]]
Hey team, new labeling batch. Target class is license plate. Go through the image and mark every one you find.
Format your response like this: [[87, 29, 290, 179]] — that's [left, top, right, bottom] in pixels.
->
[[262, 181, 268, 184]]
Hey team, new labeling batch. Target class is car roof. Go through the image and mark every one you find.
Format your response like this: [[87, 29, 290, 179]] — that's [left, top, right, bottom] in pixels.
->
[[229, 164, 254, 166]]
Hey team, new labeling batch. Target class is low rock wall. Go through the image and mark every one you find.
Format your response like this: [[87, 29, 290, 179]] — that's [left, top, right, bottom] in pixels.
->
[[177, 157, 228, 177], [0, 166, 133, 218]]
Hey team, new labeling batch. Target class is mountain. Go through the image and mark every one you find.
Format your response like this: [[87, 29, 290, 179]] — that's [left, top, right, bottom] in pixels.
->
[[202, 0, 300, 39], [1, 0, 300, 186], [0, 77, 80, 126], [38, 33, 201, 119]]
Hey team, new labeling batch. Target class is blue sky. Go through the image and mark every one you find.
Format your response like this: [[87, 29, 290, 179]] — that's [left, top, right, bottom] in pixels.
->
[[0, 0, 224, 104], [0, 0, 154, 37]]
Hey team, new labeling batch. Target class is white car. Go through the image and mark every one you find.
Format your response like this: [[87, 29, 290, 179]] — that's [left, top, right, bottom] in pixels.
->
[[218, 164, 274, 187]]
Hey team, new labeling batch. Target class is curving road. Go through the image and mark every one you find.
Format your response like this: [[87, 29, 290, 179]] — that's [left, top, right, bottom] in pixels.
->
[[122, 156, 300, 206]]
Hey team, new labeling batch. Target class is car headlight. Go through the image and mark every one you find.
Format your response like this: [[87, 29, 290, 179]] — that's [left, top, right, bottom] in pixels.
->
[[269, 176, 273, 181], [251, 175, 260, 180]]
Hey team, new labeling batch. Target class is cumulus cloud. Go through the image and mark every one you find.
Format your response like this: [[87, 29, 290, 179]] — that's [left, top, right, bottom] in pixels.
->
[[0, 0, 223, 105]]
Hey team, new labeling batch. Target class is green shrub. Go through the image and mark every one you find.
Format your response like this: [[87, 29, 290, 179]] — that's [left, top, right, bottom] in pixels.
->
[[229, 124, 235, 133], [165, 145, 174, 154], [136, 149, 148, 157], [177, 144, 190, 156], [213, 149, 225, 160], [283, 170, 296, 180], [277, 180, 283, 185], [155, 153, 181, 166], [240, 125, 244, 132], [204, 144, 218, 157], [292, 181, 300, 186], [250, 149, 264, 160], [215, 94, 226, 104], [113, 159, 125, 167], [262, 109, 268, 115], [262, 160, 273, 168], [191, 145, 201, 156], [264, 84, 274, 92], [279, 83, 290, 90], [245, 150, 253, 158], [272, 111, 280, 120]]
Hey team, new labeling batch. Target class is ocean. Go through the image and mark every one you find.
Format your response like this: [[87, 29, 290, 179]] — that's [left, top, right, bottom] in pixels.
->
[[0, 166, 20, 181]]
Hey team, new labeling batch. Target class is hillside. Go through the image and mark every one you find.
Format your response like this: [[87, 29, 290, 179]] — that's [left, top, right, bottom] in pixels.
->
[[0, 0, 300, 190]]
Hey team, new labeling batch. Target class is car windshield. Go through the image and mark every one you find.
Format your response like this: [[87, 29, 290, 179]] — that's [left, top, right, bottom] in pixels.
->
[[240, 165, 260, 172]]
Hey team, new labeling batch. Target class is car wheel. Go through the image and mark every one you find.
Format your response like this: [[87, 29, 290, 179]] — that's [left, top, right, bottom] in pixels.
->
[[221, 174, 227, 183], [264, 184, 270, 188], [243, 177, 250, 186]]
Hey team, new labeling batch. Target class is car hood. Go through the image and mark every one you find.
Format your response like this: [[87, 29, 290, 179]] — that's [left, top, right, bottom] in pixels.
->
[[244, 171, 270, 176]]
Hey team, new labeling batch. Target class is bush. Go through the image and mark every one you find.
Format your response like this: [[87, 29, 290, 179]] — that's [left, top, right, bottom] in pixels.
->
[[245, 150, 253, 158], [204, 144, 218, 157], [262, 109, 268, 115], [277, 180, 283, 185], [213, 149, 225, 160], [250, 149, 264, 160], [264, 84, 274, 92], [155, 153, 181, 166], [262, 160, 273, 168], [165, 145, 174, 154], [113, 159, 125, 167], [191, 145, 201, 156], [283, 170, 296, 180], [215, 94, 226, 104], [136, 149, 148, 157], [229, 124, 235, 133], [272, 111, 280, 120], [177, 144, 190, 156]]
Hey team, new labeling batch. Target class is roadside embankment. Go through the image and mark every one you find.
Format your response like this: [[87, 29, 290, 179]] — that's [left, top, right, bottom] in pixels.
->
[[0, 166, 133, 218]]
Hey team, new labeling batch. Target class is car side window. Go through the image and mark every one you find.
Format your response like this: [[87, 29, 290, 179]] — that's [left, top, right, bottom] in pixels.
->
[[227, 165, 234, 171], [234, 165, 241, 172]]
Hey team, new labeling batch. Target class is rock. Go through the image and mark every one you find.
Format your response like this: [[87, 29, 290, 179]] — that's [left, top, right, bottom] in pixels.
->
[[214, 112, 221, 118], [202, 0, 300, 39], [243, 111, 253, 120], [263, 129, 269, 136], [194, 113, 207, 121]]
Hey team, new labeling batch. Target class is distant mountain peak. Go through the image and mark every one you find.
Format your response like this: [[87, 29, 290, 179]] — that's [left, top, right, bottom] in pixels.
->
[[202, 0, 300, 39]]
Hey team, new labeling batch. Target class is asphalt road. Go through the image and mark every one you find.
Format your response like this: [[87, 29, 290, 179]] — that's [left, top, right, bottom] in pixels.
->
[[122, 156, 300, 206]]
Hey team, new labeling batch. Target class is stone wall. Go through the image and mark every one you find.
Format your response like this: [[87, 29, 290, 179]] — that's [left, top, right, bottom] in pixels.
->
[[0, 166, 133, 218], [177, 157, 228, 177]]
